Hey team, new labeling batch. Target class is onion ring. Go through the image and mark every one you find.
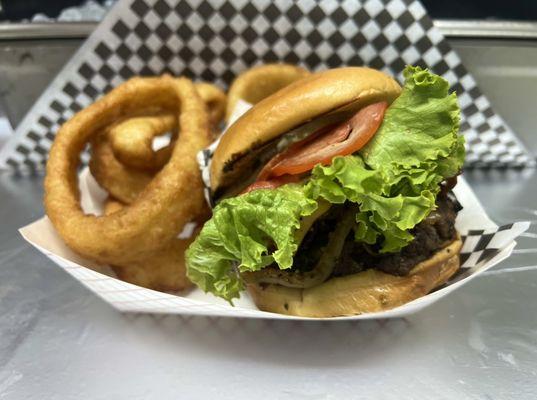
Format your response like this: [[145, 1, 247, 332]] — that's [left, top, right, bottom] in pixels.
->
[[89, 131, 153, 204], [108, 82, 226, 171], [226, 64, 310, 121], [103, 197, 125, 215], [111, 238, 197, 292], [102, 197, 197, 291], [44, 76, 210, 264], [195, 82, 227, 129], [90, 82, 226, 203], [109, 114, 177, 171]]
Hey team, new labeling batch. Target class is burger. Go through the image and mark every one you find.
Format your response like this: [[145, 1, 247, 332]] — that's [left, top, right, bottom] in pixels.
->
[[186, 65, 465, 317]]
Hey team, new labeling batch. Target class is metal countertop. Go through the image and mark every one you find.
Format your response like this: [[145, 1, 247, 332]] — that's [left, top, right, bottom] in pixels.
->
[[0, 168, 536, 399], [1, 19, 537, 400]]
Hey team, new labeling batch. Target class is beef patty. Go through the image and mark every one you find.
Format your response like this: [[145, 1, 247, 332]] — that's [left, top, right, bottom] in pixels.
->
[[331, 194, 461, 277]]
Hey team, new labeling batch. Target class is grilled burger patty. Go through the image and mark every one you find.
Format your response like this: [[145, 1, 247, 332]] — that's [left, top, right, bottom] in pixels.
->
[[292, 193, 461, 278]]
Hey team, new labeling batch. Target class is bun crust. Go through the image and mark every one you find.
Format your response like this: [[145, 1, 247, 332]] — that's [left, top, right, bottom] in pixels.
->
[[211, 67, 402, 193], [246, 237, 462, 318]]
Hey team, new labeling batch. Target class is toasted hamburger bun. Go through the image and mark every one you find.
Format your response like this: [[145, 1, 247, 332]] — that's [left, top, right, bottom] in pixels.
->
[[211, 67, 401, 194], [246, 237, 462, 318]]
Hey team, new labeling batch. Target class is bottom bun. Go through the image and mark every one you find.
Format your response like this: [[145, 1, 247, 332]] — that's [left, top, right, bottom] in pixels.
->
[[247, 236, 462, 318]]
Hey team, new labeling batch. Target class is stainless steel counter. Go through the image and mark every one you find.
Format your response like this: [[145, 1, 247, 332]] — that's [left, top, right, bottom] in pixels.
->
[[1, 19, 537, 400], [0, 168, 536, 399]]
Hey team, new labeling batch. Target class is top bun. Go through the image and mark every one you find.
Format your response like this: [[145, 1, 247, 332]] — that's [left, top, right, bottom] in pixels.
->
[[211, 67, 402, 194]]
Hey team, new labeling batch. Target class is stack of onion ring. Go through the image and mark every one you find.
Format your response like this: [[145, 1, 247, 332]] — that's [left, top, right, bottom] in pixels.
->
[[45, 76, 217, 291]]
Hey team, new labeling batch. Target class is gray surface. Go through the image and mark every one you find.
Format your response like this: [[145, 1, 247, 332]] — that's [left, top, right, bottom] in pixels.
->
[[0, 169, 536, 399], [435, 20, 537, 39], [1, 23, 537, 400], [0, 38, 81, 126], [0, 22, 95, 40], [452, 39, 537, 156]]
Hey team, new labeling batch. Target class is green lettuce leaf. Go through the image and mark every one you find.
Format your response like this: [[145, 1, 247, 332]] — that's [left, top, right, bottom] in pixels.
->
[[361, 65, 462, 170], [305, 65, 464, 252], [186, 65, 465, 301], [186, 185, 318, 301], [304, 156, 438, 253]]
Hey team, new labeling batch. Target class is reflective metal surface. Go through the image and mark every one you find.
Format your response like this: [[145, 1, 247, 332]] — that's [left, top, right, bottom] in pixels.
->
[[435, 19, 537, 39], [0, 169, 536, 399], [3, 20, 537, 41], [0, 22, 95, 40], [0, 39, 81, 126], [451, 39, 537, 156], [1, 18, 537, 399]]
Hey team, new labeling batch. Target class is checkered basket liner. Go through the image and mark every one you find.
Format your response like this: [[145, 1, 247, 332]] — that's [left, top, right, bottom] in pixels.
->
[[0, 0, 534, 171], [439, 223, 527, 287]]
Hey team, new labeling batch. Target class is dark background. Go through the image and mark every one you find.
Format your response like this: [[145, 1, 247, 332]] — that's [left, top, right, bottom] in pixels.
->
[[0, 0, 110, 20], [1, 0, 537, 21], [422, 0, 537, 20]]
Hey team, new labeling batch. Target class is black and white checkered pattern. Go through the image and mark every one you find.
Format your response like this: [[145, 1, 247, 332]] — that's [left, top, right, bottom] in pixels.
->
[[0, 0, 533, 171], [438, 221, 528, 288]]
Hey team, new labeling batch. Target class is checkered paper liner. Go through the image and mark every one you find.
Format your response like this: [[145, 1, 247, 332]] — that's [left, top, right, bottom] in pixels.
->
[[19, 172, 529, 320], [0, 0, 534, 171]]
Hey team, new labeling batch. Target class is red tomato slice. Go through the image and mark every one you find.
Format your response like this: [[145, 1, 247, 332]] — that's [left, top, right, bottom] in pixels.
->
[[256, 123, 344, 181], [264, 101, 387, 178], [242, 174, 300, 194]]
